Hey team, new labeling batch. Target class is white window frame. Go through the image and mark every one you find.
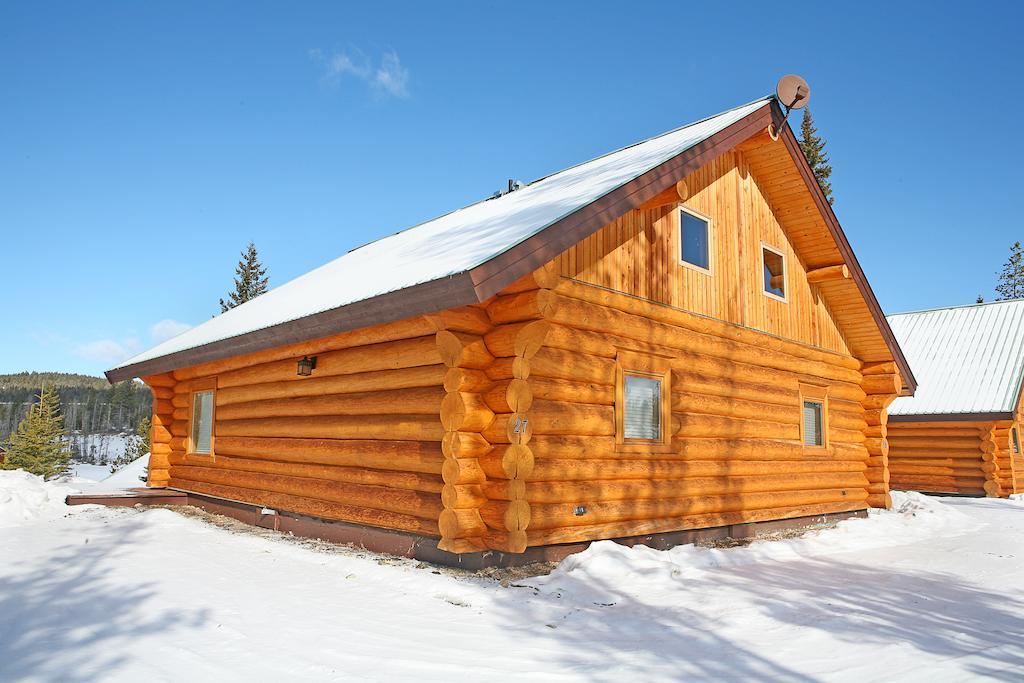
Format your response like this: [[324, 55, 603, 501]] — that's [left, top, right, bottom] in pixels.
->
[[678, 205, 713, 276], [760, 242, 788, 303]]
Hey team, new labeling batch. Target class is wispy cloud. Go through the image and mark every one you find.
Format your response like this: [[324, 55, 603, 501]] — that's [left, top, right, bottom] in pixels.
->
[[312, 47, 410, 98], [74, 338, 141, 365], [150, 319, 191, 343], [74, 318, 193, 367]]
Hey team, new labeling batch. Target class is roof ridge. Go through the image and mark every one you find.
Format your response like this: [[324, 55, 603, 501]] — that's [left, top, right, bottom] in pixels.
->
[[888, 298, 1024, 317]]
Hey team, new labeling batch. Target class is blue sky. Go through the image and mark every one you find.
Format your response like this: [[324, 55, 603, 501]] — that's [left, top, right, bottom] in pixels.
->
[[2, 2, 1022, 376]]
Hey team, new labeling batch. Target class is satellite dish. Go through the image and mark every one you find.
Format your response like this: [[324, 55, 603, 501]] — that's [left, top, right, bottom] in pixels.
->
[[768, 74, 811, 141], [776, 74, 810, 110]]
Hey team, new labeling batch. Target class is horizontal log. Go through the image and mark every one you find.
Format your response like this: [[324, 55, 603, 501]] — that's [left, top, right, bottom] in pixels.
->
[[806, 264, 850, 284], [531, 377, 614, 406], [422, 306, 492, 335], [441, 457, 487, 485], [888, 463, 986, 478], [478, 444, 535, 480], [675, 413, 798, 440], [438, 507, 488, 540], [479, 499, 530, 531], [556, 280, 862, 370], [214, 415, 443, 442], [436, 331, 493, 370], [523, 435, 868, 462], [487, 289, 559, 324], [151, 443, 172, 456], [519, 487, 868, 531], [142, 373, 176, 387], [216, 436, 445, 468], [441, 431, 492, 459], [147, 467, 170, 484], [214, 336, 441, 389], [860, 361, 898, 376], [887, 427, 982, 439], [486, 472, 869, 504], [171, 465, 442, 520], [168, 478, 439, 536], [482, 379, 533, 414], [861, 374, 901, 396], [481, 413, 533, 445], [169, 452, 442, 493], [637, 179, 688, 209], [216, 387, 444, 422], [549, 294, 863, 384], [530, 399, 615, 436], [529, 347, 615, 385], [483, 321, 551, 359], [484, 356, 530, 381], [867, 492, 891, 509], [512, 457, 866, 483], [672, 391, 800, 425], [440, 392, 495, 432], [441, 484, 487, 509], [216, 365, 446, 406], [152, 424, 173, 443], [524, 500, 867, 547], [173, 317, 437, 382]]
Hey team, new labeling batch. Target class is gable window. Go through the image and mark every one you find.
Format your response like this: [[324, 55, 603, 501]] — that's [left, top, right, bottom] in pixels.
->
[[615, 351, 672, 452], [799, 384, 829, 451], [1012, 427, 1020, 454], [679, 207, 711, 273], [762, 244, 787, 301], [189, 382, 216, 456]]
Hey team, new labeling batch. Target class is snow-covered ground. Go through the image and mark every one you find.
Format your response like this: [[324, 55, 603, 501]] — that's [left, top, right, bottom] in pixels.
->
[[1, 472, 1022, 682]]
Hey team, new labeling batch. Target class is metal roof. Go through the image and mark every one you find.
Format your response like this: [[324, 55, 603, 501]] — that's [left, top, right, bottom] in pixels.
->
[[887, 300, 1024, 417], [108, 98, 770, 376]]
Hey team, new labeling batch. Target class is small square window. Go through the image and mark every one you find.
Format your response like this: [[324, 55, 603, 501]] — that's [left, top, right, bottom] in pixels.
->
[[624, 374, 662, 441], [762, 245, 786, 300], [190, 390, 215, 455], [680, 208, 710, 272], [802, 400, 824, 447]]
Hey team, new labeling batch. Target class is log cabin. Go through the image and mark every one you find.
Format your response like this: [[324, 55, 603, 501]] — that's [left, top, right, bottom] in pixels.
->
[[886, 300, 1024, 497], [104, 95, 916, 565]]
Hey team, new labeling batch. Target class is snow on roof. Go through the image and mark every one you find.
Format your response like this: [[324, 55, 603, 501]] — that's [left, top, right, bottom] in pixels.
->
[[109, 97, 771, 373], [888, 300, 1024, 416]]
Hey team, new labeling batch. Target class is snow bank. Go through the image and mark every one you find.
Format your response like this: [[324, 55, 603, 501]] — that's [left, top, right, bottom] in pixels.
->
[[530, 492, 975, 602], [102, 453, 148, 488], [0, 470, 77, 528]]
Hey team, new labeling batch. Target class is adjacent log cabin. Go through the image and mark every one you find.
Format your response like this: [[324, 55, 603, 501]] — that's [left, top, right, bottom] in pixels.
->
[[887, 301, 1024, 497], [106, 96, 916, 562]]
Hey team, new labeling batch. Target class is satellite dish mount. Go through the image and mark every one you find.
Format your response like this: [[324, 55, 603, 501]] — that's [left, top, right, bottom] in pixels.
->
[[768, 74, 810, 141]]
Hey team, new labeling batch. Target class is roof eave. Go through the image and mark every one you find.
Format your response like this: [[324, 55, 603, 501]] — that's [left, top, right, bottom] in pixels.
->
[[771, 102, 917, 395], [889, 411, 1014, 423]]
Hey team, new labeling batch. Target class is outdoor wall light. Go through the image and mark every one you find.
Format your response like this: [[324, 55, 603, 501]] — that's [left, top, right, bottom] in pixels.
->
[[297, 355, 317, 376]]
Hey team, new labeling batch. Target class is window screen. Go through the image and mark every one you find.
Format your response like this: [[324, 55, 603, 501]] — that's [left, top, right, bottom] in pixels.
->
[[802, 400, 823, 447], [680, 210, 710, 271], [1013, 428, 1020, 454], [763, 247, 786, 298], [191, 390, 214, 454], [624, 375, 661, 440]]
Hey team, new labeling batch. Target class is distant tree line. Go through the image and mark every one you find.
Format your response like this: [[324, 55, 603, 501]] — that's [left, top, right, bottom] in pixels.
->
[[0, 373, 151, 443]]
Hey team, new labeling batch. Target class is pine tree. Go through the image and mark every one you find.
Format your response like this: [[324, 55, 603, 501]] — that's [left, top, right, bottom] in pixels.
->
[[798, 108, 834, 205], [219, 241, 269, 312], [2, 386, 72, 480], [996, 241, 1024, 301]]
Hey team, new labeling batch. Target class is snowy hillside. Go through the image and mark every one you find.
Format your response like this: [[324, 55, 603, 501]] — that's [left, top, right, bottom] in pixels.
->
[[0, 471, 1022, 681]]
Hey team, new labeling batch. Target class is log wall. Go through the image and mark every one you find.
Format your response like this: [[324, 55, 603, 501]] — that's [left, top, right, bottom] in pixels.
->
[[142, 315, 460, 538], [886, 421, 991, 496], [483, 276, 898, 549]]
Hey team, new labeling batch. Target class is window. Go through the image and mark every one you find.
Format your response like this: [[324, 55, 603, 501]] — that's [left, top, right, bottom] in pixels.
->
[[762, 244, 786, 301], [679, 207, 711, 273], [1012, 427, 1020, 454], [615, 351, 672, 452], [190, 388, 215, 455], [624, 375, 661, 440], [799, 384, 829, 451], [802, 401, 824, 447]]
